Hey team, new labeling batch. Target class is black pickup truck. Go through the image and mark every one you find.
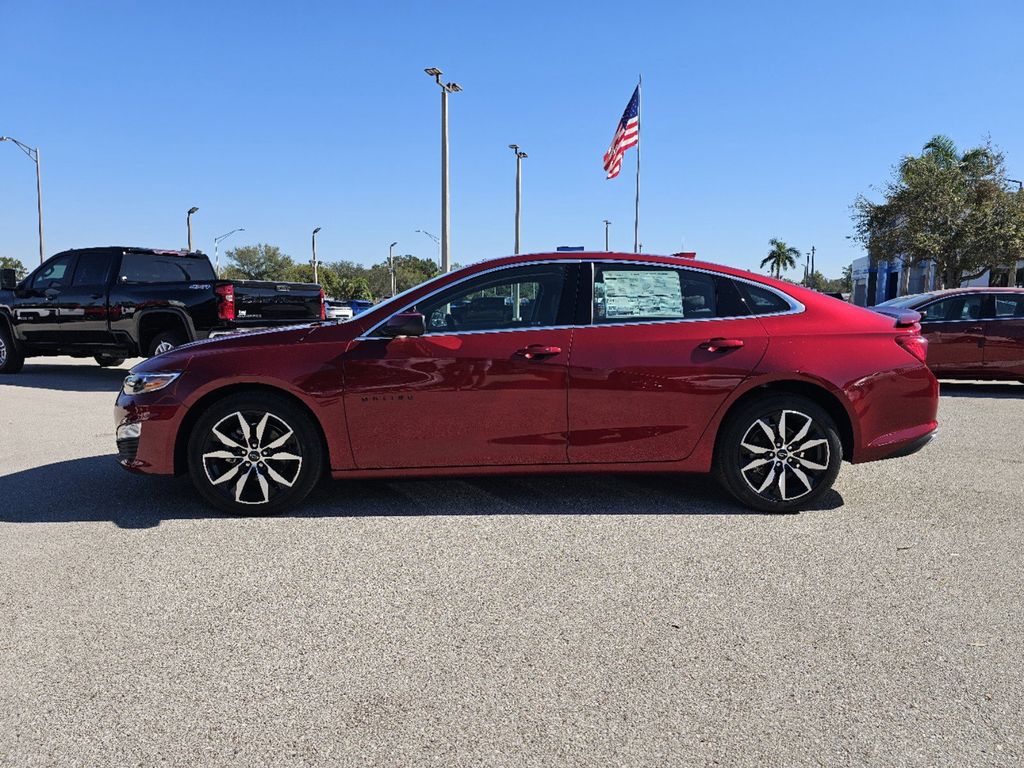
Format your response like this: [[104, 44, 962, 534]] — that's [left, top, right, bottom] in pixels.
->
[[0, 246, 325, 374]]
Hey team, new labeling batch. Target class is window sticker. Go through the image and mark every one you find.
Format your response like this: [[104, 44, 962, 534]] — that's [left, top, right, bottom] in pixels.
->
[[601, 270, 684, 319]]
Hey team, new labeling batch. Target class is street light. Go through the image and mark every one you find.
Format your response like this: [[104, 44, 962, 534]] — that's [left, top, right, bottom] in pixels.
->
[[186, 207, 199, 252], [425, 67, 462, 273], [415, 229, 441, 266], [213, 227, 244, 277], [508, 144, 527, 254], [603, 219, 611, 251], [312, 227, 322, 284], [389, 241, 398, 297], [0, 136, 44, 264], [1008, 178, 1024, 192]]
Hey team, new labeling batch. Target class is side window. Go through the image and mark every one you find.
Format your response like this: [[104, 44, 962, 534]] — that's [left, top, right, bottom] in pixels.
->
[[738, 283, 792, 315], [31, 255, 76, 289], [993, 295, 1024, 318], [120, 254, 191, 284], [71, 252, 114, 287], [920, 295, 983, 322], [404, 264, 569, 335], [594, 265, 720, 323]]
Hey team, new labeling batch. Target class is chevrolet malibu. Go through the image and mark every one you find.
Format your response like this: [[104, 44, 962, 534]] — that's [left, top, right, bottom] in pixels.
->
[[115, 253, 939, 514]]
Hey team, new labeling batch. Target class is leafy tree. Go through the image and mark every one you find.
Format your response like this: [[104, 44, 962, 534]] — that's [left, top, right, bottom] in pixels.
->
[[853, 135, 1024, 289], [760, 238, 801, 279], [0, 256, 28, 280], [222, 244, 295, 281], [338, 276, 373, 301], [368, 254, 440, 298]]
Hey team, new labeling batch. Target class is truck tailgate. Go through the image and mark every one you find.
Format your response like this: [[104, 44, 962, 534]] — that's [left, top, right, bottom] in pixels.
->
[[231, 280, 322, 322]]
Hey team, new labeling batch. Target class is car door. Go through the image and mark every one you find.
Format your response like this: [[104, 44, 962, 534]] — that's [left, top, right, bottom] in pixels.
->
[[983, 293, 1024, 378], [342, 262, 578, 469], [917, 294, 986, 375], [55, 250, 117, 344], [12, 253, 78, 345], [567, 262, 770, 464]]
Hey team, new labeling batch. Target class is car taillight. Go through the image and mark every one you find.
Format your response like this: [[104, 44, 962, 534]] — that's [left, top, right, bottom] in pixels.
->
[[319, 288, 326, 321], [215, 284, 236, 321], [896, 333, 928, 363]]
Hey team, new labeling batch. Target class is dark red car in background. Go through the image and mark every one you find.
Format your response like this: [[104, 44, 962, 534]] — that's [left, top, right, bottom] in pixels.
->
[[876, 287, 1024, 382], [115, 253, 939, 514]]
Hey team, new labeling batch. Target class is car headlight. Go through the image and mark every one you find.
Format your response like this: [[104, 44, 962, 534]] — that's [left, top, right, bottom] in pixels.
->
[[122, 372, 181, 395]]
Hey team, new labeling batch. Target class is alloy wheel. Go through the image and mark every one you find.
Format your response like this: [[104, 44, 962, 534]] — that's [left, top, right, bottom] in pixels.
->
[[200, 410, 303, 506], [154, 340, 175, 355], [0, 336, 7, 367], [738, 409, 831, 503]]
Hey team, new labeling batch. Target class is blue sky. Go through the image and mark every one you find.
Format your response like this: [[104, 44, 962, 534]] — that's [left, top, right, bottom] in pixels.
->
[[2, 0, 1023, 278]]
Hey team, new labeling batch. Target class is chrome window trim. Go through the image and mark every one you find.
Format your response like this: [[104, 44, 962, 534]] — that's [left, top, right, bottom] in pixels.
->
[[354, 257, 804, 341]]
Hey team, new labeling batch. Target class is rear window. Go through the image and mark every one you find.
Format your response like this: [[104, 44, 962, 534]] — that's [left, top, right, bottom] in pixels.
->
[[738, 283, 793, 315], [120, 253, 215, 283], [994, 294, 1024, 318], [877, 293, 935, 309]]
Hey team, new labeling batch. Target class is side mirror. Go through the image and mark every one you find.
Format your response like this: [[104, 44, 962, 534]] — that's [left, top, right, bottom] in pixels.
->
[[0, 269, 16, 291], [381, 312, 426, 337]]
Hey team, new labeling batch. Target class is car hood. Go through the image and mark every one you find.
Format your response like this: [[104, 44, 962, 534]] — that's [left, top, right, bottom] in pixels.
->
[[130, 323, 337, 374]]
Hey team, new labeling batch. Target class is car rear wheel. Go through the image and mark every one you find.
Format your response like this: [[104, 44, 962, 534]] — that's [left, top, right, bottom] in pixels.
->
[[186, 393, 323, 515], [0, 324, 25, 374], [95, 354, 127, 368], [714, 394, 842, 513], [148, 331, 185, 357]]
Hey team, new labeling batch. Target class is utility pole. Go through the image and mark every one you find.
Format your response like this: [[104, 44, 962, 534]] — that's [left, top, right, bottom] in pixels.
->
[[508, 144, 527, 254], [603, 220, 611, 251], [0, 137, 44, 264], [809, 245, 816, 285], [186, 207, 199, 252], [312, 227, 322, 284], [389, 241, 398, 297], [425, 68, 462, 273]]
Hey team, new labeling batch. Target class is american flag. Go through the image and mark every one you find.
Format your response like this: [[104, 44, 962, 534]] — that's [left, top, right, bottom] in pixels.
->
[[602, 86, 640, 179]]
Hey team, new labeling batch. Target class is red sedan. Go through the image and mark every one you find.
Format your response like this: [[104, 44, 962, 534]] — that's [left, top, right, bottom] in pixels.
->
[[115, 253, 939, 514], [876, 287, 1024, 381]]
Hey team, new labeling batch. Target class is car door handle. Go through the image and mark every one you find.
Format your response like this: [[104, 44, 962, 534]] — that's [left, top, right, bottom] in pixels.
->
[[964, 326, 983, 334], [699, 338, 744, 352], [515, 344, 562, 360]]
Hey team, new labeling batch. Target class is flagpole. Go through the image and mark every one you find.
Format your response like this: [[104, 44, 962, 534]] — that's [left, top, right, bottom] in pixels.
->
[[634, 75, 641, 253]]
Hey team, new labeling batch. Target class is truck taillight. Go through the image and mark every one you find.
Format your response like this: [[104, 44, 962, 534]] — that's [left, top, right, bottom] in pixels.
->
[[215, 284, 236, 321], [319, 288, 326, 321], [896, 333, 928, 364]]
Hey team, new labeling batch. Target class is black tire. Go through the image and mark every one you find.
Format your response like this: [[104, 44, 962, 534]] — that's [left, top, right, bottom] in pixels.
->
[[148, 331, 185, 357], [186, 392, 324, 515], [0, 323, 25, 374], [95, 355, 127, 368], [713, 394, 843, 513]]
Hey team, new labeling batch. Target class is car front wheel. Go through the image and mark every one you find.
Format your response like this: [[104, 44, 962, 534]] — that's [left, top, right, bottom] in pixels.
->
[[187, 393, 323, 515], [714, 394, 843, 513]]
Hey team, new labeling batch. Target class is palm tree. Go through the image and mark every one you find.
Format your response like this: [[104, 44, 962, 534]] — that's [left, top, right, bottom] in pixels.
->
[[760, 238, 801, 279]]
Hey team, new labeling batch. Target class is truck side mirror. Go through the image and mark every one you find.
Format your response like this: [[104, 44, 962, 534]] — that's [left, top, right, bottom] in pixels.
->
[[0, 269, 16, 291]]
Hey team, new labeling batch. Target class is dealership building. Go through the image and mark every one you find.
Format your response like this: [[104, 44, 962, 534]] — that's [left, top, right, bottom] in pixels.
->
[[851, 256, 1024, 306]]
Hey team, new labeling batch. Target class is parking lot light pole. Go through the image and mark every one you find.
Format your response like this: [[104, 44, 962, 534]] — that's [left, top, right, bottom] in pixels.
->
[[186, 207, 199, 252], [312, 227, 322, 284], [0, 136, 44, 264], [415, 229, 441, 267], [424, 68, 461, 273], [213, 227, 244, 278], [508, 145, 527, 254], [603, 219, 611, 251], [389, 241, 398, 297]]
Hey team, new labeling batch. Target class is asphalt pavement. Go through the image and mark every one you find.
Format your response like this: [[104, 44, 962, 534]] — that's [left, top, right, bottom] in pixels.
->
[[1, 357, 1022, 766]]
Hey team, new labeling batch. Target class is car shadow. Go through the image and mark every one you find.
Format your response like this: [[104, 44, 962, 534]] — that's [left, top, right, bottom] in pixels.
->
[[939, 381, 1023, 399], [0, 362, 134, 393], [0, 455, 844, 529]]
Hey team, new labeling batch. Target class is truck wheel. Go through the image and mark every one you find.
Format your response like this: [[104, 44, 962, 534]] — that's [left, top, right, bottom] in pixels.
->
[[148, 331, 185, 357], [95, 355, 127, 368], [0, 324, 25, 374], [186, 392, 324, 515], [713, 394, 843, 513]]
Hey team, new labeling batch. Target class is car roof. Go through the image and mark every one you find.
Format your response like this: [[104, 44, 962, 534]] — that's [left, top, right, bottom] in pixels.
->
[[53, 246, 208, 260]]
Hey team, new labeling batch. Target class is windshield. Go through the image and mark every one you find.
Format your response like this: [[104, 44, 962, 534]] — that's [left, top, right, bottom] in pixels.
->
[[876, 292, 935, 309]]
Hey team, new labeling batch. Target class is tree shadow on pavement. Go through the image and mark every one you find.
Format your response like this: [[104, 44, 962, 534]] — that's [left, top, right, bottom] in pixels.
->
[[0, 362, 132, 393], [0, 455, 844, 529], [939, 381, 1024, 399]]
